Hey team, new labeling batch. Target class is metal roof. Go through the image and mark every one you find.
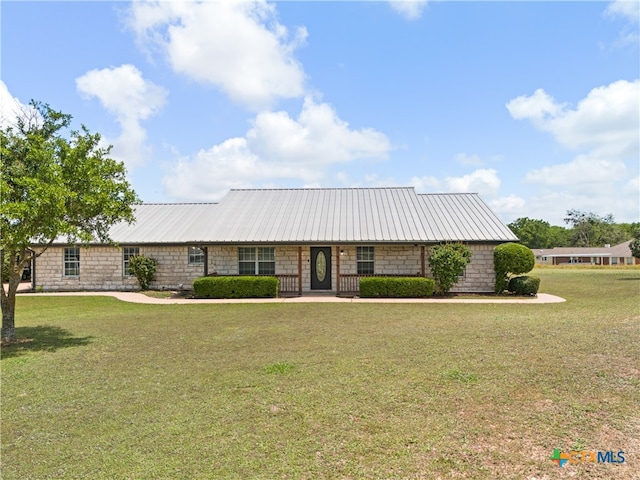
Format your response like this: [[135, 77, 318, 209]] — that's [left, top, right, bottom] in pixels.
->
[[58, 188, 518, 245], [106, 203, 219, 243], [199, 188, 435, 243], [417, 193, 518, 242]]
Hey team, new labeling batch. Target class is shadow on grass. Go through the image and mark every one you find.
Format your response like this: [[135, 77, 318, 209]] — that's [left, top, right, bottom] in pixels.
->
[[1, 325, 93, 359]]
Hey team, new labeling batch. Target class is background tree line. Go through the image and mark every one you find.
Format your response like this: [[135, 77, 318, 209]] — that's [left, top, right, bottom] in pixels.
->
[[508, 210, 640, 250]]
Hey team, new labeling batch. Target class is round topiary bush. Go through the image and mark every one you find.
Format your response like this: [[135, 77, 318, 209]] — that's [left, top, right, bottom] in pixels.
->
[[507, 275, 540, 296], [494, 242, 535, 294]]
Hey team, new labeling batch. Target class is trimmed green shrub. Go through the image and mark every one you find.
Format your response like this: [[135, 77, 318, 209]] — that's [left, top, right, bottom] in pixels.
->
[[494, 242, 535, 293], [508, 275, 540, 296], [359, 277, 435, 298], [427, 243, 472, 294], [128, 255, 157, 290], [193, 276, 278, 299]]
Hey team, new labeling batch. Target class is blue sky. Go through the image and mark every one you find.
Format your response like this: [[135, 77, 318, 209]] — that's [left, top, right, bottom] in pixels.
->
[[1, 0, 638, 226]]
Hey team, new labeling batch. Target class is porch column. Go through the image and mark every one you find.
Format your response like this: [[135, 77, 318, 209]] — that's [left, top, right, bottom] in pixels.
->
[[27, 248, 36, 290], [297, 247, 302, 296], [420, 245, 426, 277], [32, 251, 36, 290], [203, 247, 209, 276], [336, 246, 341, 296]]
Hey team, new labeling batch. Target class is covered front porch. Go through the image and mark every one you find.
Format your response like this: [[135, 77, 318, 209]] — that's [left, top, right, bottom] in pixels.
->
[[201, 244, 429, 297]]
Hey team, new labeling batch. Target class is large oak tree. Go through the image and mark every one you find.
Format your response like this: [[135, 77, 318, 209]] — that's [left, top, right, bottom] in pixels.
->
[[564, 209, 627, 247], [1, 102, 138, 343], [507, 217, 569, 249]]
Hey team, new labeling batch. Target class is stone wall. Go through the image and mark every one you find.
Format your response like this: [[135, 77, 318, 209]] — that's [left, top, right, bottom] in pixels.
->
[[207, 246, 236, 276], [34, 243, 498, 293], [437, 244, 496, 293], [338, 245, 423, 276], [208, 246, 314, 290], [339, 243, 497, 293], [34, 245, 205, 291]]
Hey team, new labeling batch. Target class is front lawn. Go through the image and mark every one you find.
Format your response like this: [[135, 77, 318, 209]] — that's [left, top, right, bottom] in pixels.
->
[[1, 268, 639, 479]]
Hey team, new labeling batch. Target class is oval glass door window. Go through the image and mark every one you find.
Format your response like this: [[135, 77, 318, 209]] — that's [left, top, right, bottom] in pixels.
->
[[316, 251, 327, 282]]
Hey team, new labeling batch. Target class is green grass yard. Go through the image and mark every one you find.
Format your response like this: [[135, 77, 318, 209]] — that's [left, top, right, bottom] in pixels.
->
[[1, 268, 639, 479]]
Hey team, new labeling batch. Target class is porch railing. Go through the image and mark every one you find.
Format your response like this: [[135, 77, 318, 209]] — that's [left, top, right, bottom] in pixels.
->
[[338, 273, 420, 295], [274, 274, 300, 296]]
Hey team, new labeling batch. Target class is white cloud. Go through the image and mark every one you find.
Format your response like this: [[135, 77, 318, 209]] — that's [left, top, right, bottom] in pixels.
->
[[525, 183, 639, 226], [445, 168, 501, 197], [388, 1, 428, 20], [603, 1, 640, 49], [506, 88, 566, 127], [412, 169, 527, 222], [333, 172, 400, 188], [410, 175, 441, 192], [549, 80, 637, 155], [247, 98, 391, 166], [507, 80, 640, 175], [489, 194, 527, 222], [76, 64, 167, 122], [128, 0, 306, 110], [507, 79, 640, 224], [0, 81, 35, 128], [163, 98, 392, 201], [524, 191, 582, 226], [163, 137, 260, 202], [76, 64, 168, 169], [626, 174, 640, 194], [411, 169, 502, 198], [605, 0, 640, 24], [454, 153, 483, 166], [524, 155, 628, 193]]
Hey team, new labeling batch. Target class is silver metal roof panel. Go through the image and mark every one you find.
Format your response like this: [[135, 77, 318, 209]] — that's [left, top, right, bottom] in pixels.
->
[[417, 193, 518, 242], [55, 188, 517, 245]]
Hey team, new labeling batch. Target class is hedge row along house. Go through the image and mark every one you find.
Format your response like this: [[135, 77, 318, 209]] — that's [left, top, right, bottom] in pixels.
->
[[30, 188, 518, 295]]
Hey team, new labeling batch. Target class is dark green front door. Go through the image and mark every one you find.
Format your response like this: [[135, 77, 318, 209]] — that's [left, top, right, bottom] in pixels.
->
[[310, 247, 332, 290]]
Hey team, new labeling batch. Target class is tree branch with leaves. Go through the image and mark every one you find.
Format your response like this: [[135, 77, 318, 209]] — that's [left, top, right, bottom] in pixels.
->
[[1, 101, 138, 343]]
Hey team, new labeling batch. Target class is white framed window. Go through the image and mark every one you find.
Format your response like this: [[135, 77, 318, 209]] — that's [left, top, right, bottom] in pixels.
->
[[238, 247, 275, 275], [188, 246, 205, 265], [123, 247, 140, 276], [357, 246, 375, 275], [63, 247, 80, 277]]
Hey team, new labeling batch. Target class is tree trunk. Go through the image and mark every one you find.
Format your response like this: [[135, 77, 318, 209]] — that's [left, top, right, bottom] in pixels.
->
[[1, 250, 23, 344], [1, 303, 16, 343]]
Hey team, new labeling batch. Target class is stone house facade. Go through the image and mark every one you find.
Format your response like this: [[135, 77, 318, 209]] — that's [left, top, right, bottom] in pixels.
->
[[33, 242, 498, 294], [31, 188, 518, 294]]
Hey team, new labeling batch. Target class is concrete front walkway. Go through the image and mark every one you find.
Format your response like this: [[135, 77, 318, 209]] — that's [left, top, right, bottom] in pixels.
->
[[16, 290, 566, 305]]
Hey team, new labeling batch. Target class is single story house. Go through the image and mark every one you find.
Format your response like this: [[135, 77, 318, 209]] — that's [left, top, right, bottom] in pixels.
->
[[532, 240, 640, 266], [31, 187, 518, 295]]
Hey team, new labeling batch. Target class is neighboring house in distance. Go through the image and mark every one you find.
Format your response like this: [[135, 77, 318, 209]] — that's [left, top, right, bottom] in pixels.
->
[[532, 240, 640, 266], [31, 187, 518, 294]]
